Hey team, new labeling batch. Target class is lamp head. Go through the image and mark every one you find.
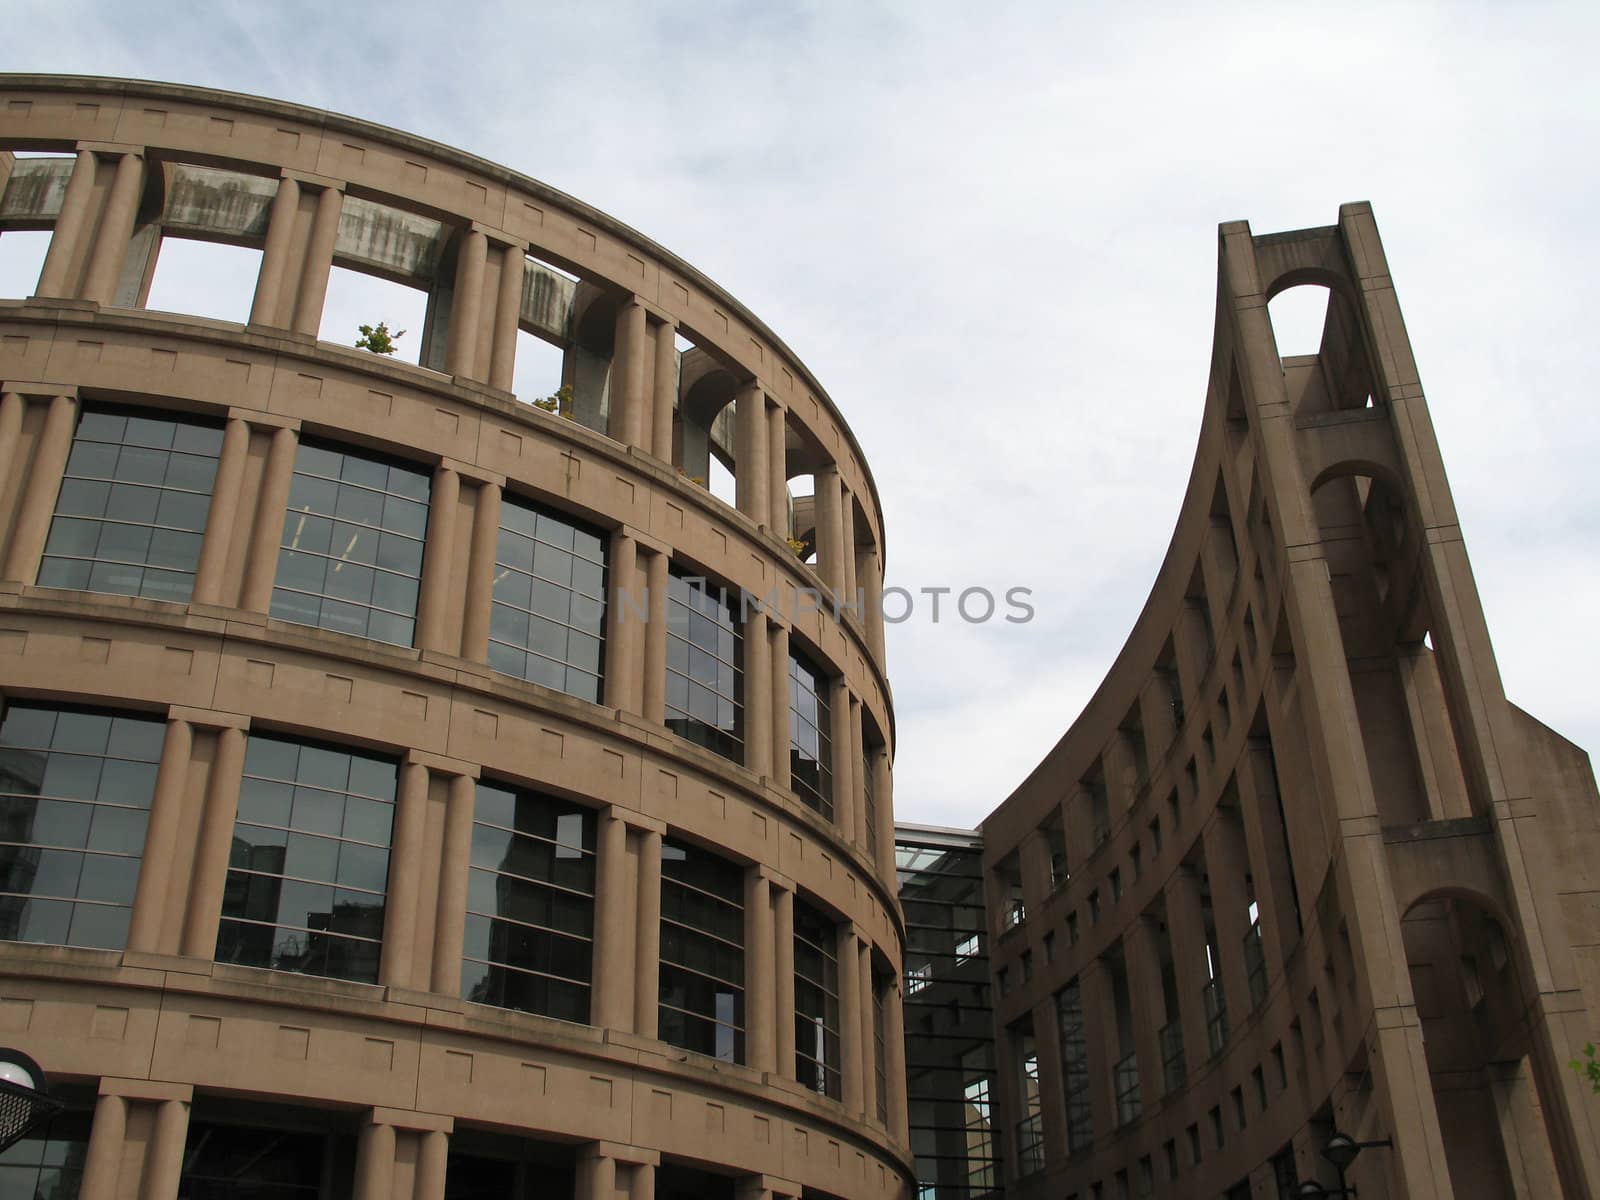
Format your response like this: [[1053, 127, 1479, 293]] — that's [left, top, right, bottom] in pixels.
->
[[1322, 1130, 1362, 1172]]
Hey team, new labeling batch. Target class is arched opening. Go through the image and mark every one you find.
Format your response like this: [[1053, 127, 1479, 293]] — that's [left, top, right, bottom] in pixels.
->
[[1400, 889, 1565, 1198], [1268, 280, 1377, 416], [676, 345, 738, 508], [0, 229, 51, 298], [1266, 283, 1330, 357], [510, 252, 577, 410], [137, 162, 274, 325]]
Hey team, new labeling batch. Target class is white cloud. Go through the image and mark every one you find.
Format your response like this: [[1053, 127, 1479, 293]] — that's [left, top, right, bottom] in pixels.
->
[[4, 1, 1595, 826]]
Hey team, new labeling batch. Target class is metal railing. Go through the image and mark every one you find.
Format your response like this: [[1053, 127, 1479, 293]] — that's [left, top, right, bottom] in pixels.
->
[[1203, 978, 1229, 1056], [1114, 1050, 1143, 1126], [1160, 1018, 1187, 1092]]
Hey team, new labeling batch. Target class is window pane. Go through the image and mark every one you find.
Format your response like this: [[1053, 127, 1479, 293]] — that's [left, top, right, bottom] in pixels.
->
[[659, 839, 744, 1064], [789, 650, 834, 822], [664, 572, 744, 764]]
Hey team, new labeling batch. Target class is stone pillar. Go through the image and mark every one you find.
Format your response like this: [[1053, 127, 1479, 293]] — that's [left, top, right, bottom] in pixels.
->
[[633, 825, 663, 1038], [744, 607, 772, 777], [862, 544, 886, 662], [1124, 914, 1170, 1103], [250, 173, 301, 326], [1202, 812, 1254, 1024], [142, 1097, 190, 1200], [575, 1150, 615, 1200], [579, 1146, 661, 1200], [884, 979, 910, 1140], [735, 382, 769, 526], [239, 423, 299, 612], [1080, 957, 1119, 1140], [830, 678, 854, 834], [1237, 738, 1298, 975], [603, 531, 642, 714], [1166, 868, 1212, 1070], [380, 760, 432, 989], [35, 148, 98, 298], [767, 402, 788, 539], [650, 319, 677, 462], [81, 151, 144, 305], [447, 228, 488, 378], [77, 1092, 127, 1200], [858, 938, 877, 1120], [737, 1177, 803, 1200], [2, 391, 76, 584], [0, 391, 23, 521], [610, 296, 648, 448], [769, 621, 791, 791], [459, 479, 500, 662], [182, 724, 246, 958], [745, 869, 776, 1073], [416, 1129, 450, 1200], [840, 486, 859, 603], [850, 698, 870, 851], [773, 881, 796, 1079], [839, 922, 864, 1111], [416, 464, 460, 652], [291, 182, 343, 336], [593, 809, 633, 1031], [191, 415, 250, 605], [126, 716, 193, 953], [488, 241, 525, 391], [641, 548, 669, 724], [872, 750, 895, 880], [1032, 992, 1071, 1164], [629, 1161, 656, 1200], [353, 1118, 396, 1200], [429, 772, 476, 995], [814, 465, 845, 596]]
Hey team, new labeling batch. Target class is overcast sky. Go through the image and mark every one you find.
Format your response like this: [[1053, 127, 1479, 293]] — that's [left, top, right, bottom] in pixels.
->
[[4, 3, 1596, 829]]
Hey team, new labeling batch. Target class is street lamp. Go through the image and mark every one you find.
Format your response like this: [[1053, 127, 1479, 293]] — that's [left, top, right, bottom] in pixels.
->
[[1292, 1128, 1395, 1199], [0, 1048, 64, 1154]]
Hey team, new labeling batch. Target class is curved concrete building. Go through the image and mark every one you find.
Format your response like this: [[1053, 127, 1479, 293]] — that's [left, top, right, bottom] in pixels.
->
[[0, 75, 906, 1200], [980, 209, 1600, 1200]]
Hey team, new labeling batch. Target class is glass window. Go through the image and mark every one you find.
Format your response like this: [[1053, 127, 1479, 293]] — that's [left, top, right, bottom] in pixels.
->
[[0, 703, 165, 951], [873, 972, 889, 1123], [0, 1110, 90, 1198], [38, 406, 224, 603], [659, 838, 744, 1064], [664, 571, 742, 763], [794, 897, 842, 1100], [461, 780, 596, 1023], [180, 1120, 333, 1198], [489, 493, 607, 703], [788, 650, 832, 820], [1059, 978, 1095, 1153], [271, 441, 430, 647], [216, 734, 397, 984], [862, 743, 879, 859]]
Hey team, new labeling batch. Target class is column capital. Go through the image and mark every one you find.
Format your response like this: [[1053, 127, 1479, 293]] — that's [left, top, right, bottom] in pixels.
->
[[620, 524, 671, 556], [166, 705, 251, 730], [227, 407, 300, 430], [281, 168, 344, 190], [74, 141, 145, 158], [579, 1141, 661, 1167], [98, 1077, 193, 1102], [436, 457, 505, 488], [736, 1174, 803, 1200], [403, 748, 480, 778], [0, 381, 78, 400], [758, 864, 796, 892], [367, 1107, 454, 1133], [605, 805, 666, 836]]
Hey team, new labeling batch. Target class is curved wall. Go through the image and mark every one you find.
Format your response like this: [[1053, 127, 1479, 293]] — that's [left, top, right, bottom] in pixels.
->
[[980, 208, 1600, 1200], [0, 75, 907, 1200]]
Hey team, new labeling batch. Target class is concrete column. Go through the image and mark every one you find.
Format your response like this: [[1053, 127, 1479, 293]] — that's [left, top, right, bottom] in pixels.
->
[[1165, 869, 1212, 1071], [126, 717, 193, 953], [650, 320, 677, 462], [884, 980, 910, 1140], [459, 479, 500, 662], [353, 1118, 396, 1200], [858, 938, 877, 1120], [829, 678, 853, 834], [2, 391, 76, 584], [1124, 915, 1170, 1102], [814, 465, 845, 596], [143, 1097, 190, 1200], [380, 761, 431, 989], [872, 750, 895, 881], [416, 1129, 450, 1200], [415, 464, 460, 653], [78, 1092, 128, 1200], [593, 810, 632, 1031], [862, 544, 886, 662], [1202, 812, 1254, 1024], [634, 826, 663, 1037], [1031, 993, 1071, 1163], [1237, 738, 1298, 975], [840, 486, 858, 603], [769, 621, 791, 791], [641, 548, 669, 724], [630, 1161, 656, 1200], [1080, 957, 1120, 1140], [181, 723, 246, 959], [575, 1150, 616, 1200], [839, 923, 864, 1111], [611, 297, 648, 448], [767, 402, 788, 538], [191, 416, 250, 605], [735, 382, 769, 526], [0, 392, 25, 516], [239, 423, 298, 612], [745, 870, 776, 1073], [743, 608, 772, 777], [80, 151, 143, 304], [447, 228, 488, 378], [35, 148, 98, 298], [773, 882, 796, 1078], [250, 173, 301, 326], [850, 698, 869, 850], [429, 773, 475, 995], [489, 242, 524, 391], [291, 183, 343, 336], [603, 531, 642, 714]]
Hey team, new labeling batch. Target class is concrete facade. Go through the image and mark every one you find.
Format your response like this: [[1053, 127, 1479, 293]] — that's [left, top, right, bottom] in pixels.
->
[[980, 209, 1600, 1199], [0, 75, 906, 1200]]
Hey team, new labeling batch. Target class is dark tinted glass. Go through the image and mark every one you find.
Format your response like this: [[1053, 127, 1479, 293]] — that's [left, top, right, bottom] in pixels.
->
[[794, 897, 841, 1099], [659, 838, 744, 1063], [664, 572, 742, 763], [789, 650, 833, 820]]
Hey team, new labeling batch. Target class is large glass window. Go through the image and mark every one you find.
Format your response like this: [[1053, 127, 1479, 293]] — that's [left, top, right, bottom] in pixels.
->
[[271, 442, 429, 646], [180, 1117, 348, 1199], [788, 650, 832, 820], [0, 1110, 89, 1198], [659, 838, 744, 1063], [664, 571, 742, 763], [863, 742, 879, 860], [489, 493, 606, 703], [1059, 978, 1094, 1153], [0, 704, 164, 951], [38, 406, 223, 603], [216, 734, 396, 984], [794, 897, 842, 1100], [462, 781, 596, 1023]]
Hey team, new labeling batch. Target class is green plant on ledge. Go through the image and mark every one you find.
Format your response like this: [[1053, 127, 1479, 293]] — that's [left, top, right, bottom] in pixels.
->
[[355, 322, 405, 355], [786, 536, 808, 559], [532, 383, 575, 418]]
